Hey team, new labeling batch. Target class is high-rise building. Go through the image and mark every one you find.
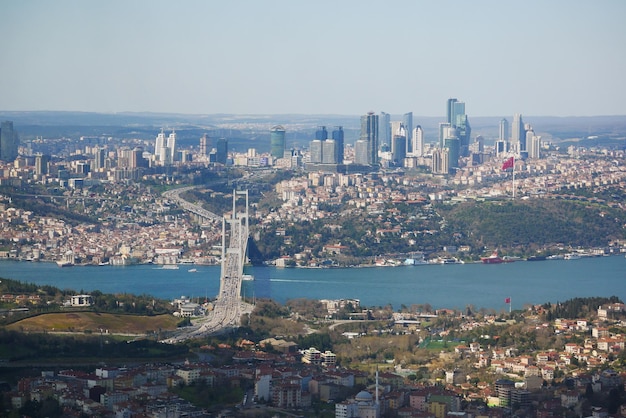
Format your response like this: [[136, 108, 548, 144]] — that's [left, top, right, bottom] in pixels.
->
[[199, 134, 210, 157], [360, 112, 379, 166], [354, 139, 369, 165], [412, 126, 424, 157], [439, 122, 451, 148], [511, 114, 525, 152], [444, 99, 471, 157], [499, 118, 509, 142], [166, 130, 177, 163], [378, 112, 391, 150], [315, 126, 328, 141], [331, 126, 344, 163], [0, 121, 19, 162], [391, 135, 406, 166], [35, 154, 50, 176], [270, 125, 286, 159], [403, 112, 413, 153], [93, 147, 106, 171], [154, 129, 166, 161], [527, 127, 541, 159], [322, 140, 337, 164], [216, 138, 228, 164], [310, 140, 323, 163]]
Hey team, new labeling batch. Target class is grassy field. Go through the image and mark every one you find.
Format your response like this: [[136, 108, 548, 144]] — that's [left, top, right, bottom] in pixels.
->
[[5, 312, 180, 335]]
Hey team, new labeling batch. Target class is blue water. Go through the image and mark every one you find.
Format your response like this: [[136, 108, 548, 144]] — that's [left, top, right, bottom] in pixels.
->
[[0, 256, 624, 311]]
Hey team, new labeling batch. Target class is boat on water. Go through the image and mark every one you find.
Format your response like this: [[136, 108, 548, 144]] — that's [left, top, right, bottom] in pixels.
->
[[480, 251, 514, 264], [56, 260, 73, 267], [161, 264, 179, 270], [242, 274, 254, 281], [564, 253, 581, 260], [188, 268, 198, 273]]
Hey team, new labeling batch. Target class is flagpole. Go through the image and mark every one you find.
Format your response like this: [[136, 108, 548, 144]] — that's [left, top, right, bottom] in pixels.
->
[[512, 157, 515, 200]]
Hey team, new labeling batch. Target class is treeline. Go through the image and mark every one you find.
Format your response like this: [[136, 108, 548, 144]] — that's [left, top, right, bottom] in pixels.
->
[[0, 329, 189, 362], [543, 296, 623, 320]]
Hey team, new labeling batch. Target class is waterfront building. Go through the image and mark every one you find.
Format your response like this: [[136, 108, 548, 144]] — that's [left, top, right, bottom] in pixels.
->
[[0, 121, 19, 162], [360, 112, 379, 166], [270, 125, 286, 159]]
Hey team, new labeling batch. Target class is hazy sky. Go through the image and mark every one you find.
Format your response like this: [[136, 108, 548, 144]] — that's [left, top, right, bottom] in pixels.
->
[[1, 1, 625, 117]]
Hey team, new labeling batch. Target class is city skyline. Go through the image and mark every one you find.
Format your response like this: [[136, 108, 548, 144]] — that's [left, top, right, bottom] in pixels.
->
[[1, 1, 625, 117]]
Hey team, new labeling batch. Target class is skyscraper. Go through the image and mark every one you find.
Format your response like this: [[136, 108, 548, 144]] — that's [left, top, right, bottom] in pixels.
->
[[315, 126, 328, 141], [445, 99, 471, 157], [499, 118, 509, 142], [331, 126, 344, 164], [0, 121, 19, 162], [412, 126, 424, 157], [309, 140, 323, 164], [270, 125, 286, 159], [378, 112, 391, 150], [166, 130, 177, 163], [511, 114, 525, 152], [403, 112, 413, 153], [199, 134, 210, 158], [216, 137, 228, 164], [360, 112, 379, 165]]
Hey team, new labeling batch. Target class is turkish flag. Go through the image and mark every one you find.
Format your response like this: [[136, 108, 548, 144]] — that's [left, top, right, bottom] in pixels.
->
[[502, 157, 514, 170], [505, 297, 511, 304]]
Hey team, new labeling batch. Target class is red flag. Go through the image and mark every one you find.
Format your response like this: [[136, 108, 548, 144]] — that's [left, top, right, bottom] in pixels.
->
[[505, 297, 511, 304], [501, 157, 514, 170]]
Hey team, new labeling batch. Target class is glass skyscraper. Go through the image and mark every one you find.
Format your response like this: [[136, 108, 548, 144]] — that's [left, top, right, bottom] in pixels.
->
[[0, 121, 19, 162], [360, 112, 379, 166], [270, 125, 286, 159]]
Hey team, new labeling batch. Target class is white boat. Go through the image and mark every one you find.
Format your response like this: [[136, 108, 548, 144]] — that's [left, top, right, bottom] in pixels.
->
[[188, 268, 198, 273], [242, 274, 254, 281], [162, 264, 179, 270], [564, 253, 581, 260]]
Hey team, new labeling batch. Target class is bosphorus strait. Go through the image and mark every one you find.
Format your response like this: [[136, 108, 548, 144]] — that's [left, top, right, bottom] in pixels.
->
[[1, 255, 623, 311]]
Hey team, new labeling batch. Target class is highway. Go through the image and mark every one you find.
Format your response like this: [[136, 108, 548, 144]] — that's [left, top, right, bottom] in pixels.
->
[[161, 188, 252, 343]]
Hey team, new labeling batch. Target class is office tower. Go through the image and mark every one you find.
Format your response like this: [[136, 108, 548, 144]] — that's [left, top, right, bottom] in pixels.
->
[[412, 125, 424, 157], [93, 147, 106, 171], [310, 140, 323, 163], [495, 140, 507, 156], [216, 137, 228, 164], [475, 135, 484, 153], [403, 112, 413, 153], [529, 133, 542, 159], [499, 118, 509, 142], [438, 122, 451, 148], [511, 113, 525, 152], [360, 112, 379, 165], [446, 98, 458, 125], [35, 154, 50, 176], [445, 99, 471, 157], [331, 126, 344, 163], [432, 148, 449, 175], [444, 134, 460, 172], [322, 139, 337, 164], [199, 134, 210, 157], [354, 139, 369, 165], [270, 125, 286, 159], [391, 135, 406, 166], [130, 147, 146, 168], [166, 130, 177, 163], [378, 112, 391, 149], [0, 121, 19, 162], [315, 126, 328, 141]]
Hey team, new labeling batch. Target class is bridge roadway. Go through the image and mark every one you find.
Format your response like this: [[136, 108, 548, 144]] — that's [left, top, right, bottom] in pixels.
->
[[161, 188, 252, 343], [162, 186, 221, 222]]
